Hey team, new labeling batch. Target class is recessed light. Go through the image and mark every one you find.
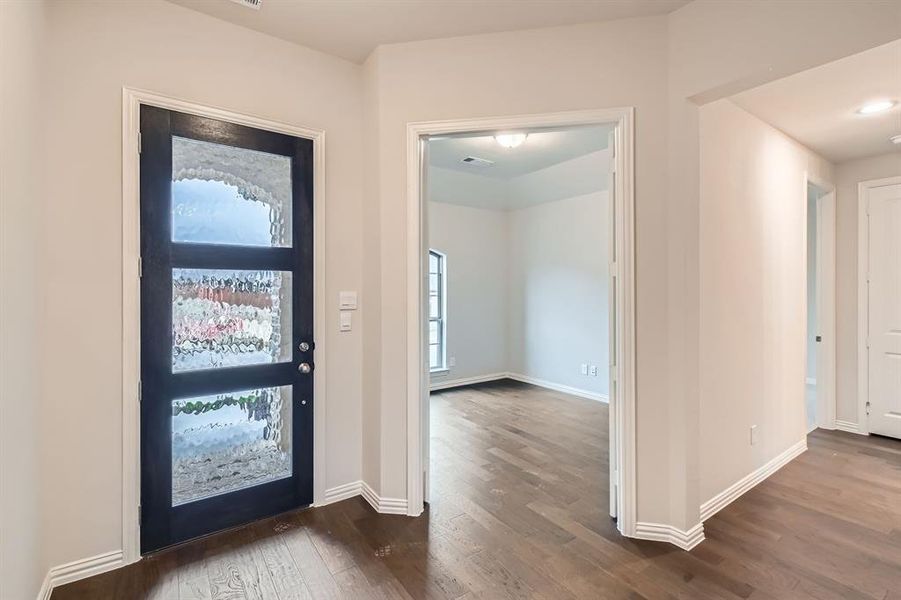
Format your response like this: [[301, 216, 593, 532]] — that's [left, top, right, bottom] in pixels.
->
[[495, 133, 528, 149], [857, 100, 896, 115], [891, 135, 901, 145]]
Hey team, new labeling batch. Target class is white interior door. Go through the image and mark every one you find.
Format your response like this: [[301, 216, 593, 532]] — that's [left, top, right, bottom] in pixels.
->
[[867, 183, 901, 439]]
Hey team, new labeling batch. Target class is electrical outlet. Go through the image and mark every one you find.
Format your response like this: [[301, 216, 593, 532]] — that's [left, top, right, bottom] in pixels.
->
[[589, 365, 598, 376], [581, 364, 589, 375], [750, 425, 758, 446], [448, 356, 456, 367]]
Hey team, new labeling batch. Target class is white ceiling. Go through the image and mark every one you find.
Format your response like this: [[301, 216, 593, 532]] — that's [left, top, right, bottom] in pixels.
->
[[428, 125, 612, 180], [167, 0, 688, 64], [731, 39, 901, 164], [427, 126, 611, 210]]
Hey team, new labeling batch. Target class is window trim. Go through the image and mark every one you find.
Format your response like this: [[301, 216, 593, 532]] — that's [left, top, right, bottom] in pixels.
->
[[428, 249, 447, 372]]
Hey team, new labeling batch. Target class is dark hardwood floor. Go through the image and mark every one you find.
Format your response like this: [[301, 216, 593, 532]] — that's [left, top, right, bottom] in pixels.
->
[[53, 380, 901, 599]]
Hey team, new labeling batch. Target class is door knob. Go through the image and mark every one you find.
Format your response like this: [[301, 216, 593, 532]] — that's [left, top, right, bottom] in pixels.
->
[[298, 362, 313, 374], [298, 341, 314, 352]]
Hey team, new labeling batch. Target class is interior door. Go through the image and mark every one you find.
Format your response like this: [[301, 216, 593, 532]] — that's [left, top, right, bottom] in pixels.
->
[[867, 183, 901, 439], [139, 105, 314, 553]]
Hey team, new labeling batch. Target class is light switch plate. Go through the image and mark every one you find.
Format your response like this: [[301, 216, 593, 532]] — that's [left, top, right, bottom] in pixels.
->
[[589, 365, 598, 377], [339, 291, 358, 310], [339, 311, 352, 332], [750, 425, 758, 446], [581, 364, 589, 375]]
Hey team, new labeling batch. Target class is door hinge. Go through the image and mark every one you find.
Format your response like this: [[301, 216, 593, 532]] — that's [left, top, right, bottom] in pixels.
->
[[137, 132, 142, 154], [866, 401, 871, 415], [138, 257, 143, 278], [138, 504, 142, 527], [138, 380, 142, 403]]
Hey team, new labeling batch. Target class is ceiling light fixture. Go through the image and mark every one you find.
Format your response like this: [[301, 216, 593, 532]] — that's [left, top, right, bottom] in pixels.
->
[[857, 100, 896, 115], [891, 134, 901, 145], [494, 133, 528, 149]]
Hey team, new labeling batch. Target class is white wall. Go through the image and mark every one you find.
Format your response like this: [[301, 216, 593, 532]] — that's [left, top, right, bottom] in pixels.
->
[[698, 99, 833, 505], [0, 2, 48, 597], [427, 201, 509, 382], [38, 0, 364, 574], [835, 152, 901, 424], [427, 187, 610, 397], [508, 192, 610, 396]]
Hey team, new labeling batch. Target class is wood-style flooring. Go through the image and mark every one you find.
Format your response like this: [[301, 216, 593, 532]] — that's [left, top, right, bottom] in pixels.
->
[[53, 379, 901, 599]]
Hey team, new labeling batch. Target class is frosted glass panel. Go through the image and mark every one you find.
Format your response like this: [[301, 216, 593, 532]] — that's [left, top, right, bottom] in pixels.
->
[[171, 386, 292, 506], [172, 269, 292, 372], [172, 136, 292, 247]]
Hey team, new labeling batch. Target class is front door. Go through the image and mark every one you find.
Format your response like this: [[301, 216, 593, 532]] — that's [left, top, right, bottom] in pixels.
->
[[867, 182, 901, 439], [139, 106, 314, 553]]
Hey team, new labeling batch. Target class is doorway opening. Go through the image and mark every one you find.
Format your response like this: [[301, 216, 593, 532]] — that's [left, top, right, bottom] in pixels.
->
[[405, 109, 636, 537]]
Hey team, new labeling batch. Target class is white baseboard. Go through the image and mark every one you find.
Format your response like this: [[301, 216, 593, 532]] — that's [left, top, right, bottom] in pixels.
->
[[506, 372, 609, 403], [633, 521, 705, 551], [429, 372, 507, 391], [37, 550, 125, 600], [321, 480, 363, 505], [361, 481, 408, 515], [322, 480, 408, 515], [700, 438, 807, 523], [835, 420, 866, 435]]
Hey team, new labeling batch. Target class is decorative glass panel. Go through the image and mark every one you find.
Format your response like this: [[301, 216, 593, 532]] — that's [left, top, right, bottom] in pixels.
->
[[171, 386, 292, 506], [172, 136, 292, 247], [429, 321, 439, 344], [172, 269, 292, 372]]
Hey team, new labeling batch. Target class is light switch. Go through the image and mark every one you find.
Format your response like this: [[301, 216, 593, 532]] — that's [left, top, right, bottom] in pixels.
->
[[589, 365, 598, 377], [339, 291, 358, 310], [339, 311, 352, 332]]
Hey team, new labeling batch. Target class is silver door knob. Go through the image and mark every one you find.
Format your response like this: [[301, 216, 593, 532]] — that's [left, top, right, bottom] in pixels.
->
[[299, 341, 311, 352], [298, 362, 312, 374]]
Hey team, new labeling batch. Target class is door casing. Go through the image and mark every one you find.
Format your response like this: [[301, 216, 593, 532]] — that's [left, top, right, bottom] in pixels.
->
[[121, 87, 327, 565], [405, 108, 637, 538]]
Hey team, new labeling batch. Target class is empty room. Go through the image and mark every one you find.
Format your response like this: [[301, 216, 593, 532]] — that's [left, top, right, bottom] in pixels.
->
[[424, 125, 617, 570], [1, 1, 900, 599]]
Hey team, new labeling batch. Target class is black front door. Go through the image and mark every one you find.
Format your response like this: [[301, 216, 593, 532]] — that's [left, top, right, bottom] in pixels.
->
[[139, 106, 314, 553]]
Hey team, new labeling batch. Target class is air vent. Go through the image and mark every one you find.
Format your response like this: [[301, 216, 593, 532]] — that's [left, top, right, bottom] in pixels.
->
[[461, 156, 494, 167], [230, 0, 261, 9]]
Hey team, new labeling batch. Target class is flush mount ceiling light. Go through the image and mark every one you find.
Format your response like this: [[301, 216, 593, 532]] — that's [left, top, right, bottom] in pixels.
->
[[857, 100, 896, 115], [494, 133, 528, 148]]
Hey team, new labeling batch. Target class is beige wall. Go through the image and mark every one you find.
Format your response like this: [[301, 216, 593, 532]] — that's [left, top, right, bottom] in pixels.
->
[[364, 15, 674, 513], [39, 0, 364, 571], [0, 1, 48, 598], [698, 100, 833, 503], [835, 152, 901, 424], [364, 0, 900, 531]]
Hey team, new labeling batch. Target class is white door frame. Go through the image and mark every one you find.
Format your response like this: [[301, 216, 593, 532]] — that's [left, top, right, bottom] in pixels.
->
[[121, 87, 327, 564], [805, 174, 836, 430], [404, 107, 637, 538], [857, 176, 901, 435]]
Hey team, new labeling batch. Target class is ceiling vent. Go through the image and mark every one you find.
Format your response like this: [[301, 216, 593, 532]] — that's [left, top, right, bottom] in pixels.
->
[[461, 156, 494, 167], [230, 0, 262, 9]]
